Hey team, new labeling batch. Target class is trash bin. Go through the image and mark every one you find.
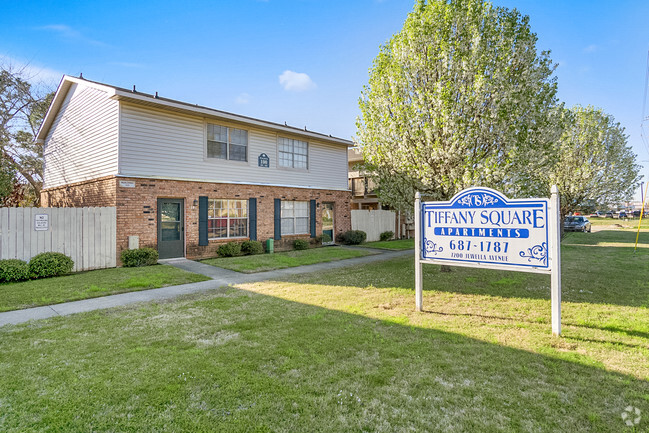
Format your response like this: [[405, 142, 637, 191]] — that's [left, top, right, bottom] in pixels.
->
[[266, 238, 274, 254]]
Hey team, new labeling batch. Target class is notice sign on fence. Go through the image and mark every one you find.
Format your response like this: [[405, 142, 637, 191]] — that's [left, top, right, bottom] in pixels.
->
[[34, 214, 49, 231], [421, 187, 550, 273]]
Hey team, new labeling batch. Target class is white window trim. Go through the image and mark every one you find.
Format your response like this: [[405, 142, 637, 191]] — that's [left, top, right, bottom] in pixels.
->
[[276, 136, 309, 171], [205, 122, 249, 163], [207, 199, 249, 240], [280, 200, 310, 236]]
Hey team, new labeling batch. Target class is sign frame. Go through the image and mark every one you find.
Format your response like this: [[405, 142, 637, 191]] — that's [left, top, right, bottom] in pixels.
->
[[34, 214, 49, 231], [415, 186, 562, 335]]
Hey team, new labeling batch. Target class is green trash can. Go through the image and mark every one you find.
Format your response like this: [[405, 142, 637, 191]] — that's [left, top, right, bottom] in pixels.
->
[[266, 238, 274, 254]]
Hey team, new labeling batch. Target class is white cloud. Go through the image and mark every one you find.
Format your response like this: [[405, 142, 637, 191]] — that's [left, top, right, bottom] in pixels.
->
[[584, 44, 597, 53], [279, 70, 316, 92], [36, 24, 107, 47], [0, 54, 64, 86], [235, 92, 251, 104]]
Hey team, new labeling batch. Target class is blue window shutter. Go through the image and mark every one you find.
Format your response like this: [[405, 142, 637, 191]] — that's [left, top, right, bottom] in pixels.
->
[[198, 196, 208, 246], [249, 198, 257, 241], [310, 199, 316, 238], [274, 199, 281, 240]]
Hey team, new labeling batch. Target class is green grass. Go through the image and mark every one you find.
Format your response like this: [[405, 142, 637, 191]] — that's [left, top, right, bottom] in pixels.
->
[[589, 217, 649, 229], [0, 265, 210, 312], [0, 229, 648, 431], [201, 246, 372, 273], [361, 238, 415, 250]]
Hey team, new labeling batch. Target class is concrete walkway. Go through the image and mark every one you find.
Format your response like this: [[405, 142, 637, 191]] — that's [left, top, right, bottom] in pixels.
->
[[0, 248, 412, 327]]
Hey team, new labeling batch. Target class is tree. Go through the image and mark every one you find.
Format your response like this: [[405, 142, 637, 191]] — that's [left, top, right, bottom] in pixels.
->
[[356, 0, 562, 211], [0, 65, 54, 206], [549, 105, 641, 217]]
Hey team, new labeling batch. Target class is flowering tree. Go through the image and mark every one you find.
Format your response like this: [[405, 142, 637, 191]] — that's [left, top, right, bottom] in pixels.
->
[[549, 105, 641, 216], [356, 0, 561, 210]]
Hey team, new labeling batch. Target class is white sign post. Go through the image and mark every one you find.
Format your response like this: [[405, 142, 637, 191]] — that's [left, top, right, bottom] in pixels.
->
[[415, 186, 561, 335]]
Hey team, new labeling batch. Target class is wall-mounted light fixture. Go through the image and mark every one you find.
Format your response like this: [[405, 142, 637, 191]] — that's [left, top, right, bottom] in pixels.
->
[[192, 199, 198, 207]]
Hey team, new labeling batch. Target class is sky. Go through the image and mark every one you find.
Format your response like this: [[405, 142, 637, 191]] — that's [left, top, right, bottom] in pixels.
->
[[1, 0, 648, 200]]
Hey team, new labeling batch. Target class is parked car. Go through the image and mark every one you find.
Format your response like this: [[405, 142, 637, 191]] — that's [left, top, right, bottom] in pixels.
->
[[633, 210, 642, 218], [564, 216, 591, 232], [589, 211, 603, 218], [605, 211, 614, 218], [618, 210, 627, 219]]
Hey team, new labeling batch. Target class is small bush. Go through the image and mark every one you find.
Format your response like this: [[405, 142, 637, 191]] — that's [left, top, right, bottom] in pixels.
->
[[380, 231, 394, 242], [294, 239, 310, 250], [121, 248, 159, 268], [29, 252, 74, 278], [218, 242, 242, 257], [337, 230, 367, 245], [322, 233, 332, 243], [241, 240, 264, 255], [0, 259, 30, 283]]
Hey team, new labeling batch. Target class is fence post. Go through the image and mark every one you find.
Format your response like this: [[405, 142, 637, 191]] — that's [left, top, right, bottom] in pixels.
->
[[550, 185, 562, 336], [415, 192, 423, 311]]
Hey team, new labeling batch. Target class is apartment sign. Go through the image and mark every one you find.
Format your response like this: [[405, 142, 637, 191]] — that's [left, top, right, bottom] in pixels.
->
[[414, 186, 562, 335], [420, 187, 550, 272]]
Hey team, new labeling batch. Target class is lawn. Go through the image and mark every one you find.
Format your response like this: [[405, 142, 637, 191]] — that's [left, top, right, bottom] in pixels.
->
[[0, 265, 210, 312], [0, 228, 647, 431], [201, 246, 373, 273], [589, 216, 649, 230], [361, 238, 415, 250]]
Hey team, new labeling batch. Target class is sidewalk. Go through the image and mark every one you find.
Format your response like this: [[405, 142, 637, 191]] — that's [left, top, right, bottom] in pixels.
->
[[0, 248, 412, 327]]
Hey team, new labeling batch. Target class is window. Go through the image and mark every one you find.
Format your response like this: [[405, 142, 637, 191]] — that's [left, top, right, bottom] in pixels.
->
[[207, 123, 248, 162], [281, 201, 309, 235], [208, 199, 248, 239], [278, 137, 308, 169]]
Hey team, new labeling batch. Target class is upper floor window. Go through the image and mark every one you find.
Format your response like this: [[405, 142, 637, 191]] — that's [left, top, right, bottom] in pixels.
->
[[208, 199, 248, 239], [278, 137, 308, 169], [207, 123, 248, 162]]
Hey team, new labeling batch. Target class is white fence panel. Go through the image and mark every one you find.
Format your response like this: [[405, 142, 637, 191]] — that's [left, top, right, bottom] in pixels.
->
[[351, 209, 396, 242], [0, 207, 116, 272]]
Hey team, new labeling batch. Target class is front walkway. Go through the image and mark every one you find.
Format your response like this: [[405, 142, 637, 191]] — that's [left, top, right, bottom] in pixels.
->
[[0, 248, 412, 327]]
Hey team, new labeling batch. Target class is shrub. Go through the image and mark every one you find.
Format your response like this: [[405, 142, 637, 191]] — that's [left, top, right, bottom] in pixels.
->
[[241, 240, 264, 255], [294, 239, 310, 250], [218, 242, 242, 257], [28, 252, 74, 278], [0, 259, 30, 283], [121, 248, 159, 268], [337, 230, 367, 245], [380, 231, 394, 242], [322, 233, 332, 243]]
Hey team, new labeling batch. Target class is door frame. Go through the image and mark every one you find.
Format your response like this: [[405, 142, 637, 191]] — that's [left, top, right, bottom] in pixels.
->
[[157, 198, 185, 259], [322, 202, 335, 245]]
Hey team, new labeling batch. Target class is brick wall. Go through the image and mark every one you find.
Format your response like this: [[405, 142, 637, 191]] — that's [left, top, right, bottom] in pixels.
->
[[41, 176, 117, 207], [45, 176, 352, 260], [116, 178, 351, 259]]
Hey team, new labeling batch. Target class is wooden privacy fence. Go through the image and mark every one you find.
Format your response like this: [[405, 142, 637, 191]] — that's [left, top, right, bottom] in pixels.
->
[[351, 209, 396, 242], [0, 207, 116, 272]]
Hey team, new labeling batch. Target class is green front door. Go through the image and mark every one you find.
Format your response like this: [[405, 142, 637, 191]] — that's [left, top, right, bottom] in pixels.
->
[[322, 202, 334, 245], [157, 198, 184, 259]]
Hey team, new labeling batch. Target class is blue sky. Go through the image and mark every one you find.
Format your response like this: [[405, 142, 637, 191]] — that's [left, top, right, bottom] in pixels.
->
[[1, 0, 648, 199]]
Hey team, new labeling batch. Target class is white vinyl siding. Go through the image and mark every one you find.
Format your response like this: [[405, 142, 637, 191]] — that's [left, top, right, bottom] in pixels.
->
[[43, 83, 119, 189], [281, 201, 309, 235], [119, 103, 348, 190]]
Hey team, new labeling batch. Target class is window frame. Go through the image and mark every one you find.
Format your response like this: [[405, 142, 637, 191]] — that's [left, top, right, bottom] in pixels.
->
[[277, 136, 309, 170], [207, 199, 249, 240], [206, 123, 249, 163], [280, 200, 309, 236]]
